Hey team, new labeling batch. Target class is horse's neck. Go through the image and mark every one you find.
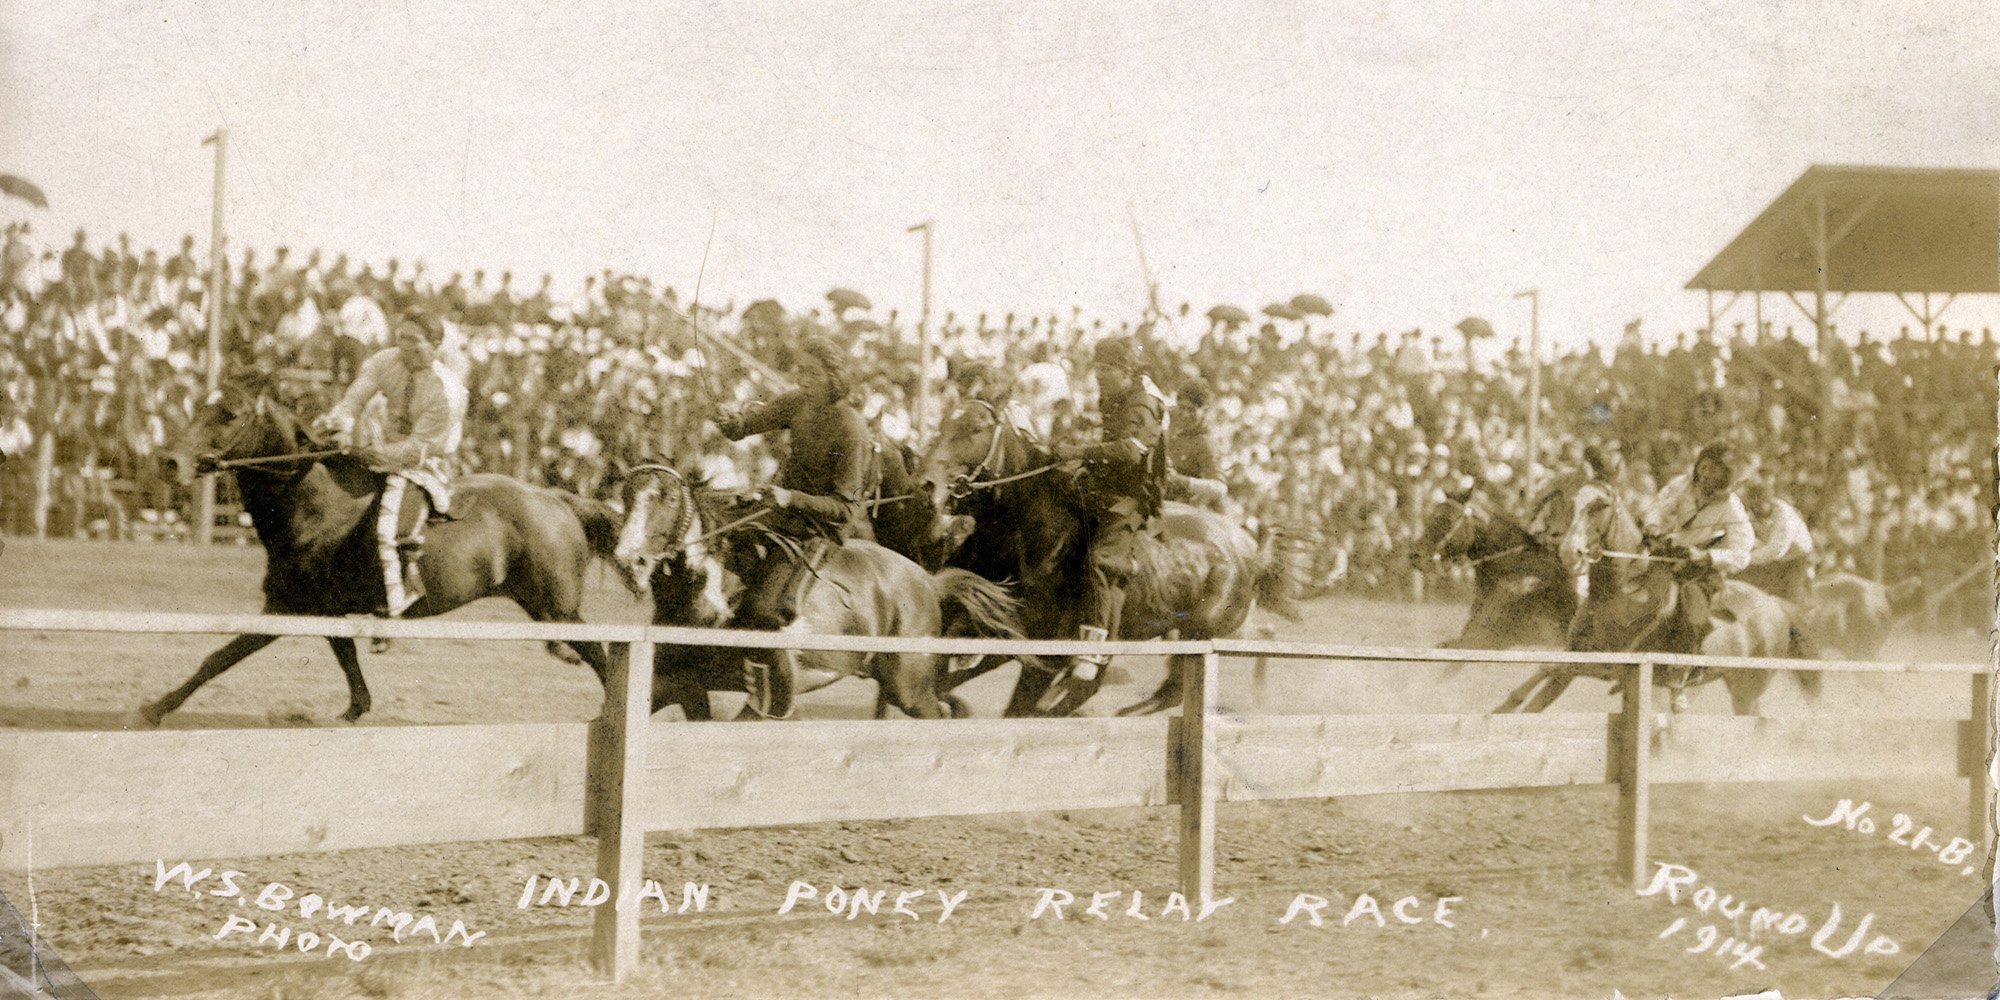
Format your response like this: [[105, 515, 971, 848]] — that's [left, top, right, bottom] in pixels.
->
[[1472, 517, 1535, 558]]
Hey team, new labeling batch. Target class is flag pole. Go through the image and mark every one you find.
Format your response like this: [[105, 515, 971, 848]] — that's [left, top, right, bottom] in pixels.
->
[[194, 128, 226, 545]]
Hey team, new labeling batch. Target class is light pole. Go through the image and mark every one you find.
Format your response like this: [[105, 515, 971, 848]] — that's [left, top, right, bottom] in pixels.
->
[[906, 220, 933, 441], [195, 128, 227, 545], [1514, 288, 1541, 494]]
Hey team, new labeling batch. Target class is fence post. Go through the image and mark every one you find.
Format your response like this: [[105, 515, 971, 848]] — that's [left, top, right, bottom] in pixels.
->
[[1177, 649, 1219, 902], [1968, 667, 1992, 862], [588, 640, 651, 982], [1615, 657, 1653, 889]]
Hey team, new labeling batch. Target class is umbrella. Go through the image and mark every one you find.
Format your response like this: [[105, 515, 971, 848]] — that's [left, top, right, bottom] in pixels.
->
[[1206, 304, 1250, 326], [1455, 316, 1494, 340], [743, 299, 786, 323], [826, 288, 872, 313], [1288, 293, 1333, 316], [1263, 302, 1301, 321], [0, 174, 47, 209]]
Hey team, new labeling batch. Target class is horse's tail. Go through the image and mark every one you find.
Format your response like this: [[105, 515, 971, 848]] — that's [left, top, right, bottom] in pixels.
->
[[1886, 575, 1927, 618], [1252, 520, 1315, 623], [932, 569, 1024, 640], [554, 490, 623, 564]]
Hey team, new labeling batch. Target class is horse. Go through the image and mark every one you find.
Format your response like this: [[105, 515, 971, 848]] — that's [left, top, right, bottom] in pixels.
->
[[612, 463, 1024, 720], [1414, 484, 1575, 650], [1798, 571, 1924, 661], [920, 399, 1305, 717], [1495, 489, 1817, 715], [867, 436, 965, 572], [140, 373, 636, 726]]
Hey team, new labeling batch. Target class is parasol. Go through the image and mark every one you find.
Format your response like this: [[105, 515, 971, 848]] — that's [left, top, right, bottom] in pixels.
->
[[0, 174, 47, 208], [1288, 293, 1333, 316]]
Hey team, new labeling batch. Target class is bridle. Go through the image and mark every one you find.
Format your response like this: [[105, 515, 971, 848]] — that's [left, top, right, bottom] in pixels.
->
[[200, 388, 338, 478], [940, 400, 1065, 503], [1427, 490, 1526, 567]]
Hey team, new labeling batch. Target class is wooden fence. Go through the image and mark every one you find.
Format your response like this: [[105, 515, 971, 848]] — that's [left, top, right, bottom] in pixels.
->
[[0, 608, 1988, 981]]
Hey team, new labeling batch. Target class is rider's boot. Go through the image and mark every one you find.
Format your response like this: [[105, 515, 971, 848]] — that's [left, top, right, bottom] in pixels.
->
[[392, 534, 426, 616], [1037, 586, 1123, 714]]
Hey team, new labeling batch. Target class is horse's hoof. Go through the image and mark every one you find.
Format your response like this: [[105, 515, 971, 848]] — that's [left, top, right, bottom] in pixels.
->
[[942, 695, 971, 719], [1670, 692, 1690, 713], [1115, 694, 1176, 717], [132, 705, 165, 729]]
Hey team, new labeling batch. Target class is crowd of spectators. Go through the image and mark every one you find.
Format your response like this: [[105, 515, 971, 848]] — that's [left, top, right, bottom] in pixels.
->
[[2, 224, 1991, 621]]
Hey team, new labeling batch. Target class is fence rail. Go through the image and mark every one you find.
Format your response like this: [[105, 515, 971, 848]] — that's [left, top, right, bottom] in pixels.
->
[[0, 608, 1988, 982]]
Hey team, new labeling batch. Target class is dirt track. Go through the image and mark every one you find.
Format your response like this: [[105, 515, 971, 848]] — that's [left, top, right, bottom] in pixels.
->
[[0, 538, 1991, 999]]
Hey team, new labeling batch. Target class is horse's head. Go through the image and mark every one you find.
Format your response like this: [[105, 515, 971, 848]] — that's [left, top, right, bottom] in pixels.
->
[[169, 370, 314, 485], [920, 400, 1017, 510], [1417, 483, 1486, 562], [613, 463, 733, 627]]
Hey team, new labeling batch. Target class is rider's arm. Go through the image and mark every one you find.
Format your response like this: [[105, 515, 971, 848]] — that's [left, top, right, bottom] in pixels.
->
[[717, 391, 801, 441], [321, 350, 396, 440], [1700, 496, 1755, 575], [1065, 396, 1161, 463]]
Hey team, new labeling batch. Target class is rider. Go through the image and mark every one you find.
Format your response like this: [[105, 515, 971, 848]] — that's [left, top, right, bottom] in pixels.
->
[[1041, 335, 1169, 711], [1555, 444, 1628, 646], [713, 334, 874, 632], [1739, 479, 1814, 606], [1165, 382, 1228, 510], [315, 307, 467, 617], [1639, 441, 1754, 644]]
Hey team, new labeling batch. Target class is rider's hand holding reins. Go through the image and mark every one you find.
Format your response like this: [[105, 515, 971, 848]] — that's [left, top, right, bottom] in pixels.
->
[[754, 485, 794, 509]]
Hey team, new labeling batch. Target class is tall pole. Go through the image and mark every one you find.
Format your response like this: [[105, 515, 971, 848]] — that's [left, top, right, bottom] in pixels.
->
[[195, 129, 227, 546], [1514, 288, 1541, 493], [907, 220, 933, 442]]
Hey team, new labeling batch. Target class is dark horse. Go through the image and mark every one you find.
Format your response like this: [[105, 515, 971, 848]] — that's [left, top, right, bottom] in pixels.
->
[[1495, 489, 1818, 715], [613, 464, 1023, 720], [140, 374, 632, 725], [1414, 484, 1575, 650], [921, 400, 1303, 717]]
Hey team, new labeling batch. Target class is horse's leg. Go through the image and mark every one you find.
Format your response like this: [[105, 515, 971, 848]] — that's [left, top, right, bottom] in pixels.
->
[[1493, 669, 1550, 713], [886, 653, 947, 719], [1521, 669, 1576, 712], [1003, 656, 1060, 718], [1117, 654, 1187, 717], [650, 646, 714, 720], [140, 633, 280, 726], [1724, 669, 1771, 716], [326, 637, 371, 723]]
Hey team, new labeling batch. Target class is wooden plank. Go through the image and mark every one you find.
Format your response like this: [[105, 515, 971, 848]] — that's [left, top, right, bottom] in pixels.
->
[[638, 717, 1171, 831], [0, 608, 650, 644], [590, 642, 650, 983], [1177, 651, 1218, 902], [1211, 638, 1983, 675], [1653, 716, 1966, 784], [1616, 660, 1654, 888], [0, 609, 1205, 658], [0, 724, 589, 870], [1968, 670, 1993, 851], [1212, 714, 1612, 801]]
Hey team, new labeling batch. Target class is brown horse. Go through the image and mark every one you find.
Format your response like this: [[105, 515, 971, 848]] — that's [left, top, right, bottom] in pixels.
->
[[1496, 490, 1816, 714], [613, 464, 1023, 720], [1797, 571, 1925, 660], [140, 373, 635, 726], [920, 400, 1305, 717], [1414, 484, 1574, 650]]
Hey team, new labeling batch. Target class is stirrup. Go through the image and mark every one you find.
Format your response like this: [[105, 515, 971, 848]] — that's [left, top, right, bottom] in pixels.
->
[[741, 659, 796, 721]]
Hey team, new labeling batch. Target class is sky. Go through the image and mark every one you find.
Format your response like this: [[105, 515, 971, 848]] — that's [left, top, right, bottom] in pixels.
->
[[2, 0, 1996, 356]]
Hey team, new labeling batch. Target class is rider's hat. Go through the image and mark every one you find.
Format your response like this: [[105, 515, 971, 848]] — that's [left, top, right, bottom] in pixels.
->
[[1694, 440, 1735, 477], [1090, 335, 1143, 372], [395, 307, 444, 346]]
